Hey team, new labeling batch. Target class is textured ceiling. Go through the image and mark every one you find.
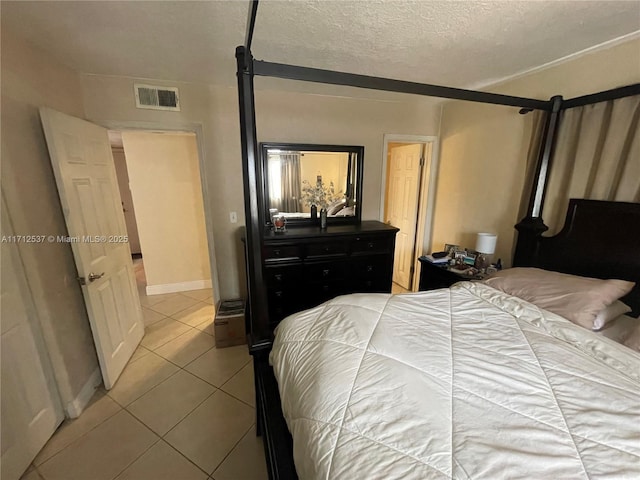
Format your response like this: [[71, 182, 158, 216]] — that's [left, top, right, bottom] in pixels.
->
[[2, 0, 639, 93]]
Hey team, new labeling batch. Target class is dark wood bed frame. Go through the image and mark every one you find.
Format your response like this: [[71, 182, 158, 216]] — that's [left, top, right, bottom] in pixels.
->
[[235, 2, 640, 478]]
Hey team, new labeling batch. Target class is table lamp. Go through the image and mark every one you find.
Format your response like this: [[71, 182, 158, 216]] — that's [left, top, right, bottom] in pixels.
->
[[475, 233, 497, 271]]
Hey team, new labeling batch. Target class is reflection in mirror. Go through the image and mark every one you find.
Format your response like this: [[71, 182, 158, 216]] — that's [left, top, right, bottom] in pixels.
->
[[262, 144, 363, 224]]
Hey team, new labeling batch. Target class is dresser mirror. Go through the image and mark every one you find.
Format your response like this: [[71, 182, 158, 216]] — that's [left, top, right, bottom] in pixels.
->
[[260, 143, 364, 226]]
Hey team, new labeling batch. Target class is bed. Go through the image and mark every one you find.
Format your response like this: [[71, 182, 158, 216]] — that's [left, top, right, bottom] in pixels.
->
[[271, 282, 640, 479], [256, 199, 640, 479]]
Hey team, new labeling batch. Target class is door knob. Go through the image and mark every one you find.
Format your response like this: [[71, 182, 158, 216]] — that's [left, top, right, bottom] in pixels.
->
[[88, 272, 105, 282]]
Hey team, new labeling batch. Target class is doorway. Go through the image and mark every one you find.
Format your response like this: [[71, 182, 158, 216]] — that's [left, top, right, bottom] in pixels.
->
[[381, 135, 439, 292], [108, 130, 213, 298]]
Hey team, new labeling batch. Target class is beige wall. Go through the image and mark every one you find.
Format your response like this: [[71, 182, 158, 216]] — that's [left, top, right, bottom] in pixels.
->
[[82, 74, 442, 299], [433, 39, 640, 265], [1, 30, 99, 409], [121, 131, 211, 290]]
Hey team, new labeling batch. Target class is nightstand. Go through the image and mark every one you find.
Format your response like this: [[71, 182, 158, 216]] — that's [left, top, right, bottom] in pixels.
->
[[418, 257, 484, 291]]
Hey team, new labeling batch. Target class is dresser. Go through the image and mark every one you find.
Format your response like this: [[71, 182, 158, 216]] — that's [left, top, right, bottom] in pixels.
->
[[261, 221, 398, 328]]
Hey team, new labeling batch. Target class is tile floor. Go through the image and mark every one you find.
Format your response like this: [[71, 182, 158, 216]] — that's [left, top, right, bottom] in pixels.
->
[[22, 259, 268, 480]]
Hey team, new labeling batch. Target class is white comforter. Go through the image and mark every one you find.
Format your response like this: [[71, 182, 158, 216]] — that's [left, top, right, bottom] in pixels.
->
[[270, 282, 640, 479]]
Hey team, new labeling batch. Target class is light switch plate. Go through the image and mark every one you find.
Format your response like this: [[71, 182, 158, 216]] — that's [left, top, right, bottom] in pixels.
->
[[229, 211, 238, 223]]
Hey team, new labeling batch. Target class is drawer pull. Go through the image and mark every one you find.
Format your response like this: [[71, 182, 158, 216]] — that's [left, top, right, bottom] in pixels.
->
[[366, 265, 374, 272], [274, 249, 281, 256], [365, 280, 373, 287], [368, 242, 374, 249], [274, 274, 283, 281], [323, 285, 330, 292], [322, 269, 330, 277], [275, 291, 283, 298], [325, 246, 331, 252]]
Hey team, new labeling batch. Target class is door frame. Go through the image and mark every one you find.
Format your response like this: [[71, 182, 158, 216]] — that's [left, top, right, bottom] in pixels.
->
[[98, 120, 220, 303], [380, 134, 440, 291]]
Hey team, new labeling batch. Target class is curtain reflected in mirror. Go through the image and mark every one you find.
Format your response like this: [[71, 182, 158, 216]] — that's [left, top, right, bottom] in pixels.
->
[[268, 152, 302, 213]]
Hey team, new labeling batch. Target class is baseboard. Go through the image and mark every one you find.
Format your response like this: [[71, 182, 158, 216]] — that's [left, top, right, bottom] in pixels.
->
[[146, 279, 213, 296], [66, 368, 101, 419]]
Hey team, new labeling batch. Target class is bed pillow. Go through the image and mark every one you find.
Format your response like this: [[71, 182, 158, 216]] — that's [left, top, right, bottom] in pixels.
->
[[483, 268, 635, 330], [592, 300, 632, 331]]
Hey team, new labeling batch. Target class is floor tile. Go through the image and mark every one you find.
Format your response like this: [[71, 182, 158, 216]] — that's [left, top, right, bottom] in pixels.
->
[[34, 390, 122, 465], [194, 316, 215, 336], [139, 292, 179, 308], [148, 295, 200, 317], [142, 307, 166, 326], [172, 302, 215, 327], [185, 345, 251, 387], [127, 370, 215, 436], [220, 361, 255, 407], [38, 410, 158, 480], [115, 440, 207, 480], [180, 289, 214, 302], [154, 329, 216, 367], [140, 317, 192, 350], [165, 391, 254, 474], [202, 296, 214, 305], [211, 425, 267, 480], [129, 344, 152, 364], [107, 352, 179, 406]]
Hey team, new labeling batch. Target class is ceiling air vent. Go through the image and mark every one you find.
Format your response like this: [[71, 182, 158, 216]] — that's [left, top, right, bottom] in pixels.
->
[[134, 83, 181, 111]]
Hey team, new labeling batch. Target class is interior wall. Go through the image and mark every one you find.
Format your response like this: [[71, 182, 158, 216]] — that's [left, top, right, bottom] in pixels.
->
[[81, 74, 442, 299], [433, 38, 640, 265], [120, 131, 211, 291], [0, 30, 99, 409]]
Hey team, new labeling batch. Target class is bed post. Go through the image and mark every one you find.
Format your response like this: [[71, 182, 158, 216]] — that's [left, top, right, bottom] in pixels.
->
[[514, 95, 563, 266], [236, 44, 269, 344]]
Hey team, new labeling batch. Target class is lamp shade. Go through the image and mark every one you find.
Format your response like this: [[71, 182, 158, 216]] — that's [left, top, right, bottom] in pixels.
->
[[475, 233, 497, 254]]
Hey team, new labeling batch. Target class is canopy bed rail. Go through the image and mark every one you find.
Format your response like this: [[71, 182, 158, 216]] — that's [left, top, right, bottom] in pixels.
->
[[252, 60, 552, 111]]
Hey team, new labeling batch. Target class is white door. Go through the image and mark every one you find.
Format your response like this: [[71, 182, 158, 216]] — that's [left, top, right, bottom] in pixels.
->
[[40, 108, 144, 389], [1, 197, 64, 480], [386, 143, 423, 290]]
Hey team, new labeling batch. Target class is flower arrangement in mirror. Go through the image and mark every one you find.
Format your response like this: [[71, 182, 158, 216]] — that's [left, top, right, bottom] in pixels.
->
[[301, 179, 343, 209]]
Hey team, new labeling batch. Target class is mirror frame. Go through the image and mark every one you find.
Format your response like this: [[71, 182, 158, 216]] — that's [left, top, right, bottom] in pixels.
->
[[259, 142, 364, 227]]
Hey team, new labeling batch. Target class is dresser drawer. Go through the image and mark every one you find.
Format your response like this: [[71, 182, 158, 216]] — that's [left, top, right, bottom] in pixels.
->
[[352, 257, 391, 279], [351, 235, 393, 255], [305, 281, 347, 305], [263, 244, 301, 261], [303, 261, 347, 282], [264, 264, 302, 286], [306, 241, 347, 258]]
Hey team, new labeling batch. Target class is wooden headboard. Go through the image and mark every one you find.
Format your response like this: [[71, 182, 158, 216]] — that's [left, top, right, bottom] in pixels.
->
[[515, 199, 640, 316]]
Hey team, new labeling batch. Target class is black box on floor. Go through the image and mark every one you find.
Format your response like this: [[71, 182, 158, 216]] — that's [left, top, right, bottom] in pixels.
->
[[214, 299, 246, 348]]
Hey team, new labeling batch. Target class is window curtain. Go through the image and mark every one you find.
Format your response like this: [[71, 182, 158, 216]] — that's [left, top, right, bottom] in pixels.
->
[[525, 95, 640, 235], [280, 153, 302, 213]]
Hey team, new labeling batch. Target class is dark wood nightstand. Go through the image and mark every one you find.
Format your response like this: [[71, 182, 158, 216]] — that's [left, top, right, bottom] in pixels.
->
[[418, 257, 484, 291]]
